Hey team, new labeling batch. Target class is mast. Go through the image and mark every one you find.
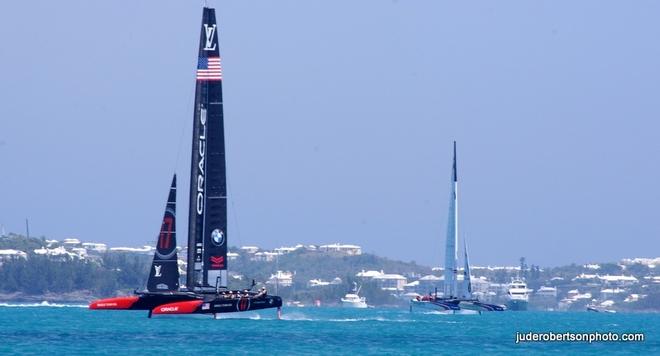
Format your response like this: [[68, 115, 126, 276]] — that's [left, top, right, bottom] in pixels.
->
[[443, 141, 458, 298], [186, 7, 228, 291], [147, 175, 180, 292]]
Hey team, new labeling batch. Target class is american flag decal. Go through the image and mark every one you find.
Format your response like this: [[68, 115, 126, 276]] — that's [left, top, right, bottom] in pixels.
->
[[197, 56, 222, 81]]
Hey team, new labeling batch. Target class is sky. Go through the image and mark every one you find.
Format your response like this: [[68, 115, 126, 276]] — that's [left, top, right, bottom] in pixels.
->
[[0, 1, 659, 267]]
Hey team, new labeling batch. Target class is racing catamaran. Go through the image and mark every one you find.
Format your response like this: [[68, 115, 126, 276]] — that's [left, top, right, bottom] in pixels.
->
[[410, 142, 504, 313], [89, 6, 282, 318]]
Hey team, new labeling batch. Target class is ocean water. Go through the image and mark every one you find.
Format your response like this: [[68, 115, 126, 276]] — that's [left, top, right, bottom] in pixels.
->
[[0, 303, 658, 355]]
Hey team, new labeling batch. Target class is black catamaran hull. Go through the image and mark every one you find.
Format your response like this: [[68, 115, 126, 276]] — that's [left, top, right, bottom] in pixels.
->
[[153, 294, 283, 315], [89, 293, 201, 311], [409, 298, 461, 312], [90, 291, 282, 316]]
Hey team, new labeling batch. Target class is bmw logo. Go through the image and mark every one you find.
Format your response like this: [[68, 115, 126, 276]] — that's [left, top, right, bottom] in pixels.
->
[[211, 229, 225, 246]]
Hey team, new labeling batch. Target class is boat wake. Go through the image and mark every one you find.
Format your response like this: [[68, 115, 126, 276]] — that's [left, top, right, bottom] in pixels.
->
[[213, 312, 263, 320], [0, 301, 87, 308], [280, 312, 313, 321], [280, 314, 414, 323]]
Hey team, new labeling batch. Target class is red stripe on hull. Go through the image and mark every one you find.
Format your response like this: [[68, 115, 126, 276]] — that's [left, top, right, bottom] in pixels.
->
[[152, 300, 203, 315], [89, 296, 139, 310]]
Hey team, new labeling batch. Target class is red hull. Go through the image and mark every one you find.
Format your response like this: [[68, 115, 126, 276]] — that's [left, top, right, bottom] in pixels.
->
[[152, 300, 204, 315], [89, 296, 140, 310]]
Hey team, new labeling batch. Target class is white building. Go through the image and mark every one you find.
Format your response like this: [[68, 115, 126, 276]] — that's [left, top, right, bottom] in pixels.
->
[[71, 247, 87, 258], [643, 276, 660, 284], [372, 273, 407, 291], [227, 252, 240, 261], [599, 275, 638, 287], [81, 242, 107, 253], [267, 271, 293, 287], [239, 246, 259, 254], [274, 244, 303, 255], [600, 288, 626, 299], [620, 257, 660, 268], [319, 243, 362, 256], [468, 276, 491, 294], [308, 279, 330, 287], [109, 246, 153, 253], [330, 277, 342, 285], [624, 294, 644, 303], [536, 286, 558, 297], [33, 246, 78, 260], [62, 238, 81, 247], [252, 251, 278, 262], [0, 249, 27, 261], [356, 270, 384, 279], [572, 273, 599, 282]]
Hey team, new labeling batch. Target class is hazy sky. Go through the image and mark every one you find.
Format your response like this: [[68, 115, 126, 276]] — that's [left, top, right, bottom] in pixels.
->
[[1, 1, 659, 267]]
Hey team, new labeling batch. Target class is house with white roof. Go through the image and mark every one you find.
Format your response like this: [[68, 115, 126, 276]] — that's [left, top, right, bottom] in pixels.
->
[[239, 246, 259, 254], [598, 274, 638, 287], [583, 264, 601, 270], [81, 242, 107, 253], [274, 244, 303, 255], [0, 249, 27, 261], [319, 243, 361, 255], [251, 251, 278, 262], [620, 257, 660, 268], [34, 246, 78, 260], [372, 273, 407, 291], [600, 288, 626, 299], [356, 270, 384, 279], [109, 246, 153, 253], [62, 238, 81, 247], [308, 279, 330, 287], [266, 271, 293, 287]]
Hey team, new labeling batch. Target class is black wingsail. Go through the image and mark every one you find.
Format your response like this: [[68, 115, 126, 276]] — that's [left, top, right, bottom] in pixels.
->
[[186, 7, 228, 291], [147, 175, 179, 292]]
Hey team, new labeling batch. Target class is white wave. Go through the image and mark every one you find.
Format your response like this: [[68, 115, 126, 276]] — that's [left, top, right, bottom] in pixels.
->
[[280, 312, 313, 321], [327, 317, 415, 323], [213, 312, 264, 320], [0, 301, 87, 308], [422, 311, 456, 315]]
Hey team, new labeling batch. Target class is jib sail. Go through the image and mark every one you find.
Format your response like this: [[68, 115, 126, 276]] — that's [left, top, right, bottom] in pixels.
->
[[147, 174, 179, 292], [462, 239, 472, 299], [186, 7, 228, 291]]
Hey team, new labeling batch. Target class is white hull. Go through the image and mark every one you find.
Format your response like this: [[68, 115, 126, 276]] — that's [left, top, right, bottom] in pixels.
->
[[409, 300, 456, 313], [506, 299, 528, 311], [410, 301, 478, 315], [341, 300, 368, 308]]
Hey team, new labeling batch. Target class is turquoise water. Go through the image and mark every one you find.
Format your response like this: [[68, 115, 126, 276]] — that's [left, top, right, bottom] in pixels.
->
[[0, 303, 658, 355]]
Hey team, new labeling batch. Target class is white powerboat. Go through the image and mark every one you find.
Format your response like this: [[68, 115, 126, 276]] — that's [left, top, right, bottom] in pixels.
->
[[506, 279, 532, 311], [341, 283, 368, 308]]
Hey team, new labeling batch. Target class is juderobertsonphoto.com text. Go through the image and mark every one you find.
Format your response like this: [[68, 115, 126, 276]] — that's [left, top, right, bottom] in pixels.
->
[[515, 331, 645, 344]]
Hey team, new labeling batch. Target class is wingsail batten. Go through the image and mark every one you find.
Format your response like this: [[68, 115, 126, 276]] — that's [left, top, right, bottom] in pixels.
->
[[147, 175, 179, 292], [186, 7, 228, 291]]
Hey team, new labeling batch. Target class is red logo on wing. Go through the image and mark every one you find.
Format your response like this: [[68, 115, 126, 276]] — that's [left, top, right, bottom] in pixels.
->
[[159, 216, 174, 249], [210, 256, 225, 268]]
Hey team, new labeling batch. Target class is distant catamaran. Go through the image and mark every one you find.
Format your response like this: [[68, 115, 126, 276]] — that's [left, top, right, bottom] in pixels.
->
[[410, 142, 505, 313], [89, 6, 282, 317]]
